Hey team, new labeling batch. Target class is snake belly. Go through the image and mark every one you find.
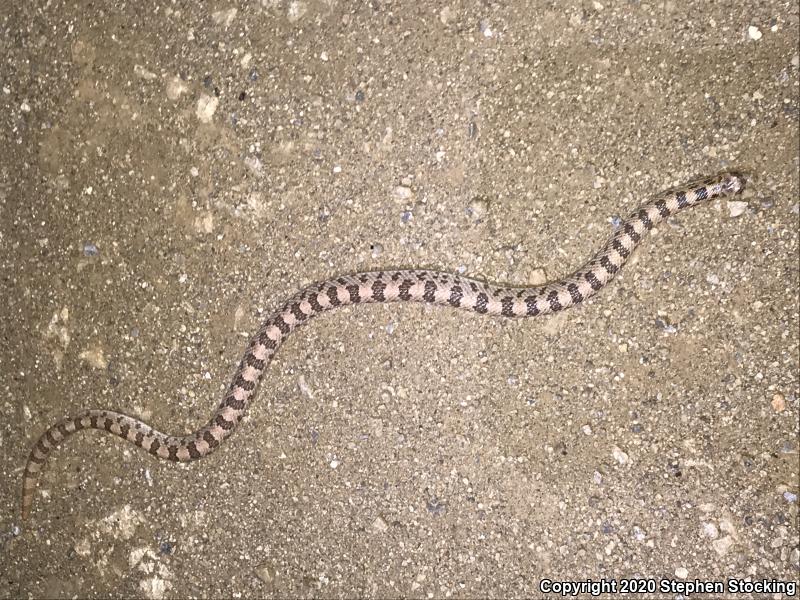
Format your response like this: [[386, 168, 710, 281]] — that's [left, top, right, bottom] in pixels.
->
[[20, 171, 747, 520]]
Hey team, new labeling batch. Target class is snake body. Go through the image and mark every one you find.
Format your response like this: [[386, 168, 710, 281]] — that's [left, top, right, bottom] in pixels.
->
[[21, 172, 746, 520]]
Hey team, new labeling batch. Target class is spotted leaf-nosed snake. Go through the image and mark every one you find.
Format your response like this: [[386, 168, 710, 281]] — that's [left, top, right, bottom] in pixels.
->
[[20, 171, 747, 520]]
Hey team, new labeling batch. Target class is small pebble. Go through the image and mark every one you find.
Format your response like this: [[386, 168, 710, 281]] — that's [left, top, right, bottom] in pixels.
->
[[79, 347, 108, 369], [166, 76, 188, 100], [82, 242, 99, 256], [675, 567, 688, 579], [467, 196, 489, 221], [612, 446, 629, 465], [748, 25, 762, 40], [211, 8, 237, 27], [371, 243, 383, 258], [133, 64, 157, 80], [728, 200, 748, 217], [330, 459, 340, 469], [784, 491, 797, 503], [702, 522, 719, 539], [712, 535, 734, 556], [372, 516, 388, 532], [706, 273, 720, 285], [771, 393, 786, 412], [401, 210, 413, 223], [393, 186, 412, 200], [530, 269, 547, 285], [254, 564, 276, 584], [196, 94, 219, 123], [298, 375, 314, 400]]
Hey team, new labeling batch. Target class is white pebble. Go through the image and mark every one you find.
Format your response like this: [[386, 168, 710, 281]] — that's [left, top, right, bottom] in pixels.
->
[[439, 7, 452, 24], [330, 459, 340, 469], [298, 375, 314, 400], [748, 25, 762, 40], [702, 522, 719, 539], [166, 76, 188, 100], [612, 446, 629, 465], [211, 8, 237, 27], [79, 347, 108, 369], [20, 101, 31, 112], [133, 64, 157, 80], [196, 94, 219, 123], [333, 165, 342, 174], [392, 186, 412, 200], [372, 516, 388, 532], [728, 200, 747, 217], [706, 273, 720, 285], [712, 535, 734, 556], [675, 567, 688, 579], [244, 156, 263, 175], [287, 0, 307, 23]]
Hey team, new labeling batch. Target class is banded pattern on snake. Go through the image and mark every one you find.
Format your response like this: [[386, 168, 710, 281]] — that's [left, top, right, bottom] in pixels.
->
[[21, 171, 746, 520]]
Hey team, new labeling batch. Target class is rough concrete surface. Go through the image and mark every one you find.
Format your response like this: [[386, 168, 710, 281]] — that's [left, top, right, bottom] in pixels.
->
[[1, 1, 798, 598]]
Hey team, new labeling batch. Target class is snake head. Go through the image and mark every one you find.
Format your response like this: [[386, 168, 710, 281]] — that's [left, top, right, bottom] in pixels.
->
[[721, 171, 748, 195]]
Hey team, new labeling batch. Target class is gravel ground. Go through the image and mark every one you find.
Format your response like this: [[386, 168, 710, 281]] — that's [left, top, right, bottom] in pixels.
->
[[1, 2, 798, 598]]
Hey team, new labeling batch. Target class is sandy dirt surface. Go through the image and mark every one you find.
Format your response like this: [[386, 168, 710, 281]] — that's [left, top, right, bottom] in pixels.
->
[[1, 1, 798, 598]]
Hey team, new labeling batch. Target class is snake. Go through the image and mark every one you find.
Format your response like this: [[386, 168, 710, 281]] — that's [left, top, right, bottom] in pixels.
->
[[20, 171, 747, 521]]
